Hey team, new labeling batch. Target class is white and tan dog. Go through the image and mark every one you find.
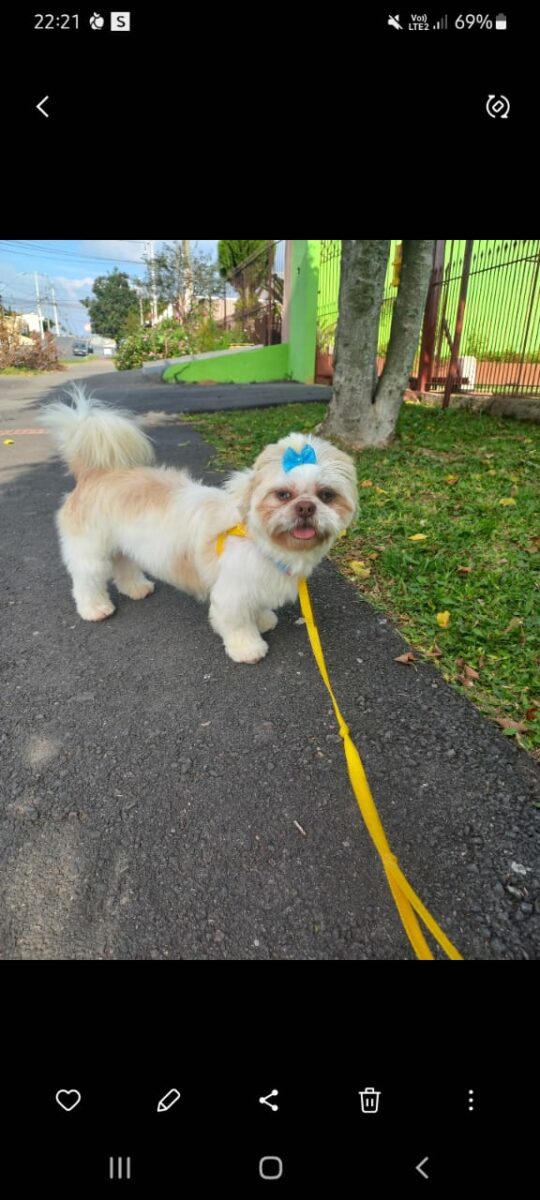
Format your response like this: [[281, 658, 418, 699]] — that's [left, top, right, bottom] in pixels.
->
[[41, 385, 358, 663]]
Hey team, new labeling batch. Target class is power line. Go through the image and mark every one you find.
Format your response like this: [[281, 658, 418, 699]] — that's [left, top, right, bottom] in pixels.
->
[[0, 240, 149, 266], [0, 239, 147, 261], [6, 295, 92, 309], [0, 239, 217, 268]]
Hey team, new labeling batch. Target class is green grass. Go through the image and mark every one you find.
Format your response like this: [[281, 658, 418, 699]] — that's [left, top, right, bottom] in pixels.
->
[[0, 366, 54, 376], [0, 358, 94, 374], [179, 401, 540, 756], [0, 357, 96, 373]]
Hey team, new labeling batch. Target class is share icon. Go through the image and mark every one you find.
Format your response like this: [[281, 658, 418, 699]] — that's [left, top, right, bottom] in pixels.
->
[[259, 1089, 279, 1112]]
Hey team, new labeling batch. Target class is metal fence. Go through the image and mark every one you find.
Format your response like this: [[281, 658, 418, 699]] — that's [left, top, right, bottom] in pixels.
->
[[317, 240, 540, 399], [317, 240, 341, 339], [219, 240, 285, 346], [417, 240, 540, 399]]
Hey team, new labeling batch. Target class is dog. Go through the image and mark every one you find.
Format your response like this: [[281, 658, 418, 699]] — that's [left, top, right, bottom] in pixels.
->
[[41, 385, 358, 664]]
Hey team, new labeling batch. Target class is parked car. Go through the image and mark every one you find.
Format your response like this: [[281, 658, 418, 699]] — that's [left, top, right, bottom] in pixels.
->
[[72, 341, 92, 356]]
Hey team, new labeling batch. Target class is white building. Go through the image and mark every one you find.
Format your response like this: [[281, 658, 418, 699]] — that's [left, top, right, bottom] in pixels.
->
[[148, 296, 236, 326], [19, 311, 42, 334]]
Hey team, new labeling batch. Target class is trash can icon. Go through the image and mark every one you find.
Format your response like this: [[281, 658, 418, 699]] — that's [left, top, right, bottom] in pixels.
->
[[359, 1087, 380, 1113]]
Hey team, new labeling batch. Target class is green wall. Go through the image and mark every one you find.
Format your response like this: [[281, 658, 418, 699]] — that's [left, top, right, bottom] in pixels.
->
[[162, 241, 322, 385], [163, 343, 289, 384]]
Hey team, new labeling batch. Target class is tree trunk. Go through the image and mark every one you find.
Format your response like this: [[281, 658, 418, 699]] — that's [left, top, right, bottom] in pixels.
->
[[320, 240, 390, 446], [372, 239, 434, 436], [321, 239, 434, 449]]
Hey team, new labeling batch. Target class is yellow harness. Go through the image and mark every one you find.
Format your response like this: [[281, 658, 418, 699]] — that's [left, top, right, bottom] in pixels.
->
[[217, 523, 463, 961]]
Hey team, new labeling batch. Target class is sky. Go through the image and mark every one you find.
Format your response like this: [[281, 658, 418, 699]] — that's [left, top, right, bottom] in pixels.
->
[[0, 240, 219, 335]]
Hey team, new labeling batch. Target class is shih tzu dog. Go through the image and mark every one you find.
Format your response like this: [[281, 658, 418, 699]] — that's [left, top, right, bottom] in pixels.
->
[[41, 385, 358, 664]]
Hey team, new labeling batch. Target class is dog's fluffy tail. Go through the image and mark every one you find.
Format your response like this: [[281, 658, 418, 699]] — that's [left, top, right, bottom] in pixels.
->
[[40, 384, 155, 476]]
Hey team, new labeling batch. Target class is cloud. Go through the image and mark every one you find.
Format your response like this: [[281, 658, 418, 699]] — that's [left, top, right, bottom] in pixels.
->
[[54, 276, 95, 297], [81, 239, 219, 265], [81, 240, 147, 262]]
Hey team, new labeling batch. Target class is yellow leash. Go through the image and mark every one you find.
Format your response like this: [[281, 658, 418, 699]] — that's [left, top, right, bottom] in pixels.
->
[[217, 524, 463, 961]]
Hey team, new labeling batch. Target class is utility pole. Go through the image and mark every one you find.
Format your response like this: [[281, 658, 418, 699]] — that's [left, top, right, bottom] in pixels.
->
[[49, 284, 60, 335], [148, 241, 158, 324], [34, 272, 44, 338], [182, 240, 192, 315]]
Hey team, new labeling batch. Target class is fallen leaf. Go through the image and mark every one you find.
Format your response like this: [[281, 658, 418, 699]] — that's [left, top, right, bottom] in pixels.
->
[[436, 611, 451, 628], [395, 652, 415, 664], [366, 552, 380, 560], [504, 617, 523, 634], [457, 565, 472, 574], [360, 480, 373, 488], [409, 533, 428, 542], [525, 708, 537, 722], [499, 497, 517, 506], [445, 474, 459, 484], [350, 562, 371, 579], [3, 438, 14, 445], [496, 717, 528, 733], [428, 643, 443, 658], [375, 486, 388, 494]]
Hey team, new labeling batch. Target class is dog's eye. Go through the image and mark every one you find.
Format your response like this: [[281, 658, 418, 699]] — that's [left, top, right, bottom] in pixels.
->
[[276, 490, 292, 501], [318, 489, 336, 504]]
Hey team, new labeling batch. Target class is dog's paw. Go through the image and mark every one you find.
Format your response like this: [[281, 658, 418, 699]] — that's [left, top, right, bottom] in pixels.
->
[[122, 580, 155, 600], [256, 609, 278, 633], [224, 632, 269, 665], [77, 601, 116, 622]]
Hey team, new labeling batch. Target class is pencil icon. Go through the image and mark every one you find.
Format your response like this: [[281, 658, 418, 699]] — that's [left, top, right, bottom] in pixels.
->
[[157, 1089, 181, 1112]]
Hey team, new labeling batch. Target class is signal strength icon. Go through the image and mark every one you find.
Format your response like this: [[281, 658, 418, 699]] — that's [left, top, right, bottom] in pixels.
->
[[434, 14, 448, 28]]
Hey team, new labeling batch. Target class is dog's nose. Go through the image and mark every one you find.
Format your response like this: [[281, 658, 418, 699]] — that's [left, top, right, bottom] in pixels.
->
[[295, 500, 316, 519]]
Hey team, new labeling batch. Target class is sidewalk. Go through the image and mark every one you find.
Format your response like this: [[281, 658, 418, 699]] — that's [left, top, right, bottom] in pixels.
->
[[1, 370, 539, 959]]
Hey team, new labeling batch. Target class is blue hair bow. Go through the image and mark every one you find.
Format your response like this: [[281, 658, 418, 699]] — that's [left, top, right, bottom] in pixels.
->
[[282, 444, 317, 472]]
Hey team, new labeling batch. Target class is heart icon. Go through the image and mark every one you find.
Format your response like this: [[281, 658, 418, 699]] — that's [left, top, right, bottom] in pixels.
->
[[56, 1089, 81, 1112]]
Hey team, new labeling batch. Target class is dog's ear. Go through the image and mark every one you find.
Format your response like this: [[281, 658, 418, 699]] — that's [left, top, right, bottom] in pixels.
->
[[223, 468, 256, 517]]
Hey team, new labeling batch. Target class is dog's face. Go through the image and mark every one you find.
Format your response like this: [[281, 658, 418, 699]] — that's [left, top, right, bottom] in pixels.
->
[[227, 433, 358, 555]]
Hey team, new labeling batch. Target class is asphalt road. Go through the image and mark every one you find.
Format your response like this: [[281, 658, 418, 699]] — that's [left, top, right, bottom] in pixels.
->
[[1, 363, 539, 959]]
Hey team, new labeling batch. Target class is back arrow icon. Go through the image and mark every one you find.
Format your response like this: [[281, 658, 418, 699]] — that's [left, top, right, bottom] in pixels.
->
[[36, 96, 49, 117], [416, 1156, 429, 1180]]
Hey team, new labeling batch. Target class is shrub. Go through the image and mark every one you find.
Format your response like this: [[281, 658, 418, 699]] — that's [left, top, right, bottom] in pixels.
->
[[115, 314, 250, 370], [0, 326, 63, 371]]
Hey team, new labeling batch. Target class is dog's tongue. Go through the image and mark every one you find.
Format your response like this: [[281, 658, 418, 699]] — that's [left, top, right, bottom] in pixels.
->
[[292, 526, 316, 540]]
